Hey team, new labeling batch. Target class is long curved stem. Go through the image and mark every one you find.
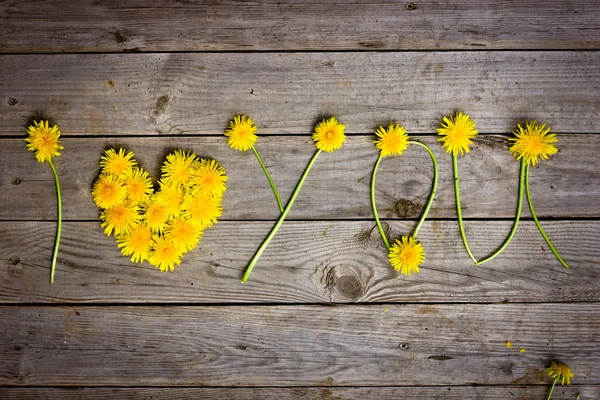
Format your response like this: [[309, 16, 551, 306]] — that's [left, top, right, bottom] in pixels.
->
[[370, 154, 390, 250], [452, 154, 477, 264], [241, 149, 322, 283], [409, 141, 438, 239], [547, 377, 558, 400], [251, 144, 284, 213], [476, 158, 525, 265], [526, 164, 571, 268], [48, 160, 62, 284]]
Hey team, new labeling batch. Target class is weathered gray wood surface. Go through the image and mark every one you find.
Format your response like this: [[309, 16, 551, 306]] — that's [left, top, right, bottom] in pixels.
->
[[1, 304, 598, 386], [0, 386, 595, 399], [2, 52, 600, 135], [1, 220, 597, 303], [2, 0, 600, 52], [2, 135, 599, 220]]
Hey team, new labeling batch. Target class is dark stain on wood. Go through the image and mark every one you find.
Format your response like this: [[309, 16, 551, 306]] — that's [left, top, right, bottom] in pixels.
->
[[313, 376, 334, 386], [155, 95, 170, 113], [335, 275, 363, 300], [428, 355, 453, 361], [395, 199, 421, 218], [111, 30, 127, 43], [513, 366, 548, 384]]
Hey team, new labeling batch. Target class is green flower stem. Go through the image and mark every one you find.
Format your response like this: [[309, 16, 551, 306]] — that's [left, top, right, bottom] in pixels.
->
[[547, 377, 558, 400], [452, 154, 478, 264], [48, 159, 62, 284], [241, 149, 322, 283], [251, 144, 284, 213], [525, 164, 571, 269], [476, 158, 526, 266], [409, 141, 438, 239], [370, 154, 390, 250]]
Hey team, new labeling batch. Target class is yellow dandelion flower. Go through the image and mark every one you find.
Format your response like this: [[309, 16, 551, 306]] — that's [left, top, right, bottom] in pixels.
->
[[388, 236, 425, 275], [437, 112, 478, 156], [509, 121, 558, 166], [100, 203, 141, 236], [100, 148, 136, 177], [149, 235, 183, 272], [190, 158, 228, 197], [116, 222, 153, 263], [155, 181, 185, 217], [225, 115, 257, 151], [546, 361, 574, 385], [374, 124, 409, 157], [92, 174, 127, 209], [313, 116, 346, 152], [161, 150, 198, 186], [122, 167, 153, 205], [25, 120, 64, 163], [141, 196, 170, 232], [182, 190, 223, 229], [165, 217, 203, 253]]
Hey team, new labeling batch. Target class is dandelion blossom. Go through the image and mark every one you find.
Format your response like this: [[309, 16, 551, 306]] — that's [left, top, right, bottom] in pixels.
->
[[509, 121, 558, 166], [546, 361, 573, 386], [149, 235, 183, 272], [92, 174, 127, 209], [155, 181, 185, 217], [182, 191, 223, 229], [374, 124, 409, 157], [162, 150, 197, 186], [313, 116, 346, 152], [437, 112, 478, 156], [100, 148, 136, 177], [25, 120, 63, 163], [122, 167, 153, 205], [388, 236, 425, 275], [190, 158, 228, 197], [116, 223, 153, 263], [166, 217, 203, 252], [100, 203, 141, 236], [225, 115, 257, 151], [142, 197, 170, 232]]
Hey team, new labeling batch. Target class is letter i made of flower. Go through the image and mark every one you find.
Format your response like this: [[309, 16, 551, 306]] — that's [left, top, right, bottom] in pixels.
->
[[370, 123, 439, 275]]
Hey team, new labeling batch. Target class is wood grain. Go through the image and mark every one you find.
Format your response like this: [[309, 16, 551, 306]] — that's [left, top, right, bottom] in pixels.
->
[[2, 52, 600, 135], [1, 304, 598, 385], [1, 220, 598, 303], [0, 386, 595, 399], [2, 135, 599, 221], [1, 0, 600, 52]]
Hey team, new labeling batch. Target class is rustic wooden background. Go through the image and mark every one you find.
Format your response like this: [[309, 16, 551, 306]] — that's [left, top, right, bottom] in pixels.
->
[[1, 1, 600, 398]]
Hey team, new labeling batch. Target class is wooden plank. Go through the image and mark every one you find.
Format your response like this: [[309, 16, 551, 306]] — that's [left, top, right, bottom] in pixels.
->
[[2, 0, 600, 52], [0, 304, 598, 385], [2, 52, 600, 135], [0, 386, 596, 399], [1, 220, 598, 303], [2, 135, 599, 221]]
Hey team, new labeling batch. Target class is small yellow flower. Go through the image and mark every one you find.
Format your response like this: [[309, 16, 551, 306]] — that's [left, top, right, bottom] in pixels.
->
[[100, 148, 136, 177], [546, 361, 574, 385], [437, 112, 478, 156], [388, 236, 425, 275], [190, 158, 228, 197], [225, 115, 257, 151], [92, 174, 127, 209], [166, 217, 203, 252], [505, 341, 512, 348], [149, 235, 183, 272], [141, 197, 170, 232], [116, 222, 153, 263], [313, 116, 346, 152], [374, 124, 409, 156], [25, 120, 64, 163], [509, 121, 558, 166], [122, 167, 153, 206], [155, 181, 185, 217], [161, 150, 198, 186], [182, 190, 223, 229], [100, 203, 141, 236]]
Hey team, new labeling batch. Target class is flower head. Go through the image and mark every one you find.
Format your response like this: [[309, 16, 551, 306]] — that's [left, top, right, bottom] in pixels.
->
[[100, 148, 136, 177], [155, 181, 185, 217], [141, 197, 170, 232], [182, 190, 223, 229], [116, 222, 153, 263], [313, 116, 346, 152], [545, 361, 574, 385], [165, 217, 203, 252], [509, 121, 558, 166], [122, 167, 153, 206], [437, 112, 478, 156], [388, 236, 425, 275], [100, 203, 141, 236], [92, 174, 127, 209], [190, 158, 228, 197], [25, 120, 63, 163], [374, 124, 409, 157], [161, 150, 197, 186], [225, 115, 257, 151], [149, 235, 183, 272]]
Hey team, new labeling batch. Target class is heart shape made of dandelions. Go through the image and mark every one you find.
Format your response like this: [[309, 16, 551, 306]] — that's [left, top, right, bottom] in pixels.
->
[[92, 148, 227, 272]]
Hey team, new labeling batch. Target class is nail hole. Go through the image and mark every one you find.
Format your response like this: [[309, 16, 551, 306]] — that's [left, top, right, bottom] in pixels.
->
[[11, 177, 21, 185], [400, 342, 409, 350], [405, 2, 416, 10], [7, 98, 18, 106]]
